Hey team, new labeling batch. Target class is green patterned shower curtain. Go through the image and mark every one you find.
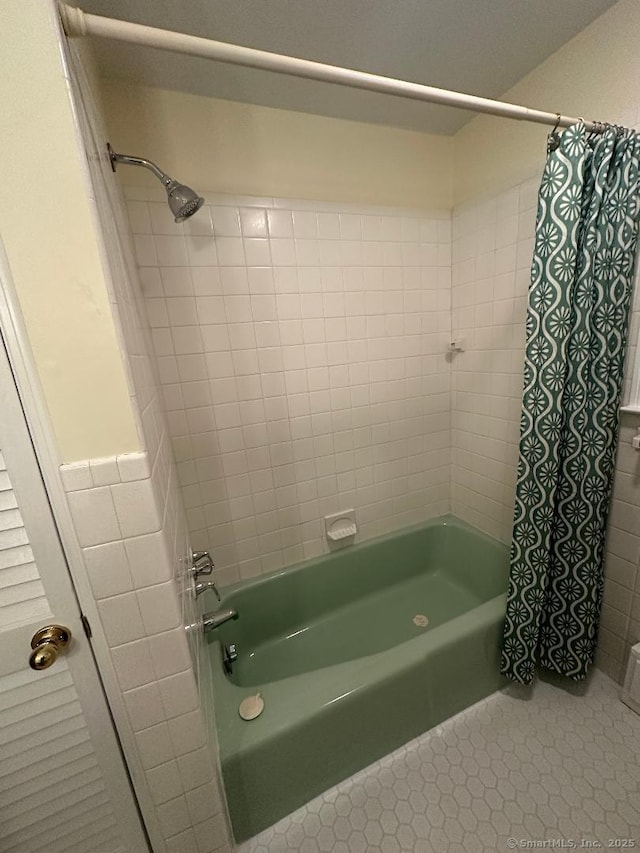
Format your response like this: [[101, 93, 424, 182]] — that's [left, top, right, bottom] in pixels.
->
[[501, 123, 640, 685]]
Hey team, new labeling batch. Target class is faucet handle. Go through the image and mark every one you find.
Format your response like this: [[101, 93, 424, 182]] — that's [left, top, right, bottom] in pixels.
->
[[190, 550, 213, 577], [192, 550, 210, 563], [194, 578, 221, 601]]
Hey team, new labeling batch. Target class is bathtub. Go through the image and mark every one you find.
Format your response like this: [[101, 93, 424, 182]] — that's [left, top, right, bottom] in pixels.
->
[[206, 515, 509, 841]]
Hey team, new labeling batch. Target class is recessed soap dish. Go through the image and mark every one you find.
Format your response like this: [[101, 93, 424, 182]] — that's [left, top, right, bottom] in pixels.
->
[[325, 509, 357, 545]]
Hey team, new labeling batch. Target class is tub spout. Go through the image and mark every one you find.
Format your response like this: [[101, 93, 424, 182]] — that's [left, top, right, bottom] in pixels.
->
[[202, 608, 238, 632]]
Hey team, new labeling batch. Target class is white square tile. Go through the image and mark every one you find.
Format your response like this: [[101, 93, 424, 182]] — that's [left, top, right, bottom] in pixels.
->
[[250, 295, 277, 322], [146, 298, 169, 328], [211, 206, 241, 236], [215, 237, 245, 266], [110, 638, 155, 691], [232, 349, 259, 376], [134, 235, 158, 266], [177, 747, 213, 792], [158, 670, 200, 718], [117, 452, 151, 483], [166, 829, 199, 853], [147, 759, 185, 805], [167, 297, 199, 326], [148, 628, 193, 680], [240, 208, 268, 237], [111, 479, 162, 538], [124, 530, 174, 588], [166, 711, 207, 757], [276, 294, 301, 320], [148, 202, 181, 236], [317, 212, 340, 239], [295, 239, 319, 266], [267, 209, 293, 237], [192, 814, 229, 853], [247, 267, 274, 294], [127, 201, 152, 234], [339, 213, 362, 240], [60, 461, 93, 492], [97, 591, 145, 646], [187, 236, 218, 267], [138, 267, 163, 297], [137, 581, 182, 635], [89, 457, 120, 487], [158, 796, 192, 839], [124, 681, 166, 731], [223, 296, 252, 323], [270, 239, 297, 266], [243, 238, 271, 266], [292, 211, 318, 238], [67, 486, 121, 547], [83, 540, 133, 599], [161, 267, 194, 296], [191, 267, 222, 296], [135, 722, 176, 769], [195, 296, 225, 325], [184, 781, 220, 825], [273, 268, 298, 293], [220, 267, 249, 295], [184, 206, 213, 237], [155, 235, 189, 266]]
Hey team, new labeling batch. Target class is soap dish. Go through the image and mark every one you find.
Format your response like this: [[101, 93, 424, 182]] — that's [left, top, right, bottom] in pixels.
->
[[327, 521, 357, 541], [325, 509, 357, 545]]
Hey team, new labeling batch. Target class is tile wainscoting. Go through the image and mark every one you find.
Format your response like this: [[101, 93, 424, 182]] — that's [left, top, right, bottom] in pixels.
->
[[60, 450, 230, 853]]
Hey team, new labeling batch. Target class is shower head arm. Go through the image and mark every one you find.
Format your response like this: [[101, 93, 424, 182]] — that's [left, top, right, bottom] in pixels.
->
[[106, 142, 204, 223], [107, 143, 172, 186]]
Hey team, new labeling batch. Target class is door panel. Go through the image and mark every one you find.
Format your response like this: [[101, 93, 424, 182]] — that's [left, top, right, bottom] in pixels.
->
[[0, 663, 122, 853], [0, 313, 148, 852], [0, 450, 50, 628]]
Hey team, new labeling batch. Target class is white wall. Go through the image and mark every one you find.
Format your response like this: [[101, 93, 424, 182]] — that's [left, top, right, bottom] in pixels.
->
[[97, 79, 452, 211], [454, 0, 640, 205], [0, 0, 139, 462], [126, 185, 451, 585]]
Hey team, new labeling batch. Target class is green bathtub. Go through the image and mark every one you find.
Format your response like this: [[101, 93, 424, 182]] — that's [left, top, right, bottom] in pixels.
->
[[206, 515, 509, 841]]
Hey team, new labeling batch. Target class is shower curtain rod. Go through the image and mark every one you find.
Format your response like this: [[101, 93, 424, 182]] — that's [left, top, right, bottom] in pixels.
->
[[59, 3, 606, 135]]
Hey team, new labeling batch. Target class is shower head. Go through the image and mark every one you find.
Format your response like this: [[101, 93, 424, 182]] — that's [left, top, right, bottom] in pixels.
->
[[165, 181, 204, 222], [107, 143, 204, 223]]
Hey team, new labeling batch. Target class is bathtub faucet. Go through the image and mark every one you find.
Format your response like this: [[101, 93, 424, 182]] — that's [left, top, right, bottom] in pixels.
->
[[202, 608, 239, 632]]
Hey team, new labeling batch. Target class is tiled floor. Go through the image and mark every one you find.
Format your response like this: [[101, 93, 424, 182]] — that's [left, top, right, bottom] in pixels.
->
[[238, 670, 640, 852]]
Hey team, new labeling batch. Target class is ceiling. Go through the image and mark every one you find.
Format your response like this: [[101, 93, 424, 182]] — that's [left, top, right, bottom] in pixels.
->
[[73, 0, 619, 135]]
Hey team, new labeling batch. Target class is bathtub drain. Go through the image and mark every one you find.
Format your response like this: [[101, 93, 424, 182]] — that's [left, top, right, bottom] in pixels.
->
[[239, 692, 264, 721], [413, 614, 429, 628]]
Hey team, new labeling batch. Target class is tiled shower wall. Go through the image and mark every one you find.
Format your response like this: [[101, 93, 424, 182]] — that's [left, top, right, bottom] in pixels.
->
[[127, 188, 452, 585], [67, 47, 232, 853], [123, 172, 640, 683], [451, 172, 640, 685]]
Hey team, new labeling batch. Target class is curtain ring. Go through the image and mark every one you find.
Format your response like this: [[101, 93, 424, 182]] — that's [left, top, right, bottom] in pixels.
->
[[547, 114, 562, 152]]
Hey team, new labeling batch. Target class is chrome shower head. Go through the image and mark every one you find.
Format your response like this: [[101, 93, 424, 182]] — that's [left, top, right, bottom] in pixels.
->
[[107, 143, 204, 223], [165, 180, 204, 223]]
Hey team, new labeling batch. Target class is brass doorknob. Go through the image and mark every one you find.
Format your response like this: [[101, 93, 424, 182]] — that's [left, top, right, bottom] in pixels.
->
[[29, 625, 71, 671]]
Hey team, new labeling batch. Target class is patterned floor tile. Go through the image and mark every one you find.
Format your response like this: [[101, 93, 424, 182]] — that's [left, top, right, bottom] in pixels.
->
[[237, 670, 640, 852]]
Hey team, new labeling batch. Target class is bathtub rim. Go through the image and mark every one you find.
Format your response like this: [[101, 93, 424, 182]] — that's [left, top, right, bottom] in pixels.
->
[[212, 512, 506, 604]]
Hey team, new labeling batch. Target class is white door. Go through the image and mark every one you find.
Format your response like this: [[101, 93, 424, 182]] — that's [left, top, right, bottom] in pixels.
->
[[0, 309, 149, 848]]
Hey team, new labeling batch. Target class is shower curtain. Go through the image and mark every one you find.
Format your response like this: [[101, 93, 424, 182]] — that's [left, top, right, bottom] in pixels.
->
[[501, 122, 640, 685]]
